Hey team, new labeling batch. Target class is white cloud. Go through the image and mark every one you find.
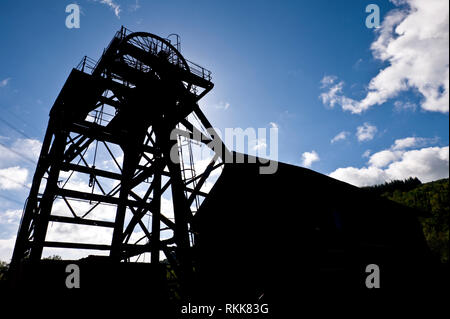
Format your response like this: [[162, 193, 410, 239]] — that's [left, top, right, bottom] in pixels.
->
[[368, 150, 403, 168], [362, 150, 371, 158], [319, 79, 344, 108], [385, 146, 449, 182], [0, 138, 42, 168], [0, 236, 16, 261], [393, 137, 418, 150], [192, 156, 222, 178], [0, 209, 21, 225], [319, 77, 362, 113], [353, 58, 363, 69], [129, 0, 140, 12], [320, 0, 449, 113], [392, 136, 438, 150], [356, 123, 377, 142], [331, 131, 350, 143], [394, 101, 417, 112], [215, 101, 230, 110], [320, 75, 338, 88], [330, 138, 449, 186], [0, 78, 11, 87], [252, 138, 267, 151], [11, 138, 41, 159], [45, 222, 113, 245], [301, 150, 320, 168], [96, 0, 121, 17], [330, 166, 388, 187], [161, 196, 174, 220], [0, 166, 28, 190], [365, 137, 439, 168], [269, 122, 278, 129]]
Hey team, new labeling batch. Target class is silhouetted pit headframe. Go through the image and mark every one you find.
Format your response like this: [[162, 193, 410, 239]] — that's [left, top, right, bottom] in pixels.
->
[[10, 26, 228, 289]]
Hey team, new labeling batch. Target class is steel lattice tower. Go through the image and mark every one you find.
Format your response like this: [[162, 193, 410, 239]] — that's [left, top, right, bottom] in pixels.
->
[[10, 27, 229, 290]]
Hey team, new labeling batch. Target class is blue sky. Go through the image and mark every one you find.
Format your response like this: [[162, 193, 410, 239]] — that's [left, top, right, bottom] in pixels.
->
[[0, 0, 448, 260]]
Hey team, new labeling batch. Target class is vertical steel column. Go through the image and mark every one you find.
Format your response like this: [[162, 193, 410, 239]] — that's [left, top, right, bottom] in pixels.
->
[[151, 170, 161, 264], [30, 121, 69, 262], [9, 122, 55, 278], [110, 136, 142, 260]]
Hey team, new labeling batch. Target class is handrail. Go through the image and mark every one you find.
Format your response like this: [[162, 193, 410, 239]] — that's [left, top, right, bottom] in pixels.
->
[[185, 59, 212, 82], [75, 27, 212, 82], [75, 55, 97, 74], [119, 26, 212, 82]]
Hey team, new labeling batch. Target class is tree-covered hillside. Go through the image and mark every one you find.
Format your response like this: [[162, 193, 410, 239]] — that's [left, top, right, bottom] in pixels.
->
[[365, 178, 449, 263]]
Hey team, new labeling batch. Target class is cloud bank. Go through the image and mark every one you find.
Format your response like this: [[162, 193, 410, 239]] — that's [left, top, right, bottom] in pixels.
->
[[329, 137, 449, 186], [320, 0, 449, 113]]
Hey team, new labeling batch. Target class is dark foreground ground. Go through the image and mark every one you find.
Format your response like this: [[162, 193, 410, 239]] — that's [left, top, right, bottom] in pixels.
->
[[1, 157, 448, 316]]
